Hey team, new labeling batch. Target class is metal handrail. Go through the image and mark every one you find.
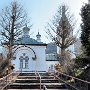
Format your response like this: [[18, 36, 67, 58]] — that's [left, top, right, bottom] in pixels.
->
[[35, 72, 48, 90], [0, 70, 20, 90], [36, 72, 42, 90], [43, 84, 47, 90], [55, 71, 90, 90], [58, 71, 90, 84], [55, 75, 79, 90], [0, 72, 13, 90]]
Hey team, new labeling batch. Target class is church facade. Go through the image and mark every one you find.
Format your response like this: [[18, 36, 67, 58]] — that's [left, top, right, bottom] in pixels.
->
[[11, 26, 58, 72]]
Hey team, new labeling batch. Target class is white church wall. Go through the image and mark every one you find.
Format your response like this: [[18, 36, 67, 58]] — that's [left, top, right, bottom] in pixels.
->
[[46, 61, 59, 72], [12, 45, 47, 72], [12, 46, 33, 71], [31, 45, 47, 72]]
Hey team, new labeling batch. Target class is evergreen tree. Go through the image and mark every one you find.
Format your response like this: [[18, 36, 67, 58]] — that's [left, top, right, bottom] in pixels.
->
[[81, 3, 90, 56], [80, 3, 90, 81]]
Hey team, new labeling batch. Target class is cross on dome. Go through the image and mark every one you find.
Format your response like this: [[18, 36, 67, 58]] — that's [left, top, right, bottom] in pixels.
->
[[23, 24, 30, 35], [36, 31, 41, 42]]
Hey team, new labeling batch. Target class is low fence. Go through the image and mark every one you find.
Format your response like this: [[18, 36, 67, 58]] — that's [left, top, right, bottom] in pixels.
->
[[0, 71, 20, 90], [55, 71, 90, 90]]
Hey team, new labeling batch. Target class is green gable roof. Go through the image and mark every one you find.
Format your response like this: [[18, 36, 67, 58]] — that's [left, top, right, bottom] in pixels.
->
[[14, 35, 46, 45]]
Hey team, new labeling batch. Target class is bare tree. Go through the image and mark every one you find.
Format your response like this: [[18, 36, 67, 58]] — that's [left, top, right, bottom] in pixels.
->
[[55, 51, 75, 74], [46, 5, 76, 66], [0, 1, 28, 45], [62, 50, 75, 74], [0, 1, 28, 66]]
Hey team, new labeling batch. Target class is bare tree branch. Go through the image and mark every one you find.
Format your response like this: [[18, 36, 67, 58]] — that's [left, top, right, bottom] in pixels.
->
[[0, 1, 30, 69], [46, 5, 76, 67], [0, 1, 28, 45]]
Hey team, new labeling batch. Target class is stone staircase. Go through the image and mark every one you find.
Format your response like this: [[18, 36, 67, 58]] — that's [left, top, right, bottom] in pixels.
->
[[4, 72, 68, 90]]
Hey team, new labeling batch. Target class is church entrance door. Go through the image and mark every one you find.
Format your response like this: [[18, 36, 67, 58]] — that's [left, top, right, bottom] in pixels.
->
[[19, 53, 29, 72]]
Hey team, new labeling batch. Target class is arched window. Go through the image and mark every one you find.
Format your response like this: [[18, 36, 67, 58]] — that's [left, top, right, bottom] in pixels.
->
[[25, 56, 29, 68], [19, 54, 29, 69]]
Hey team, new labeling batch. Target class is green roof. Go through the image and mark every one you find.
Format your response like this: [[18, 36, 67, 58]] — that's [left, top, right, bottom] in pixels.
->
[[14, 35, 46, 45]]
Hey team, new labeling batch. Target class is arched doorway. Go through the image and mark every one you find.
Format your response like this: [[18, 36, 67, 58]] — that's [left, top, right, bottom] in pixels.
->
[[12, 45, 37, 72], [19, 53, 29, 69]]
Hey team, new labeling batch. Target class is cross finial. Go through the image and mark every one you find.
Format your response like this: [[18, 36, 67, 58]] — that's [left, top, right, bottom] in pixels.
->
[[25, 23, 27, 27], [25, 20, 28, 27]]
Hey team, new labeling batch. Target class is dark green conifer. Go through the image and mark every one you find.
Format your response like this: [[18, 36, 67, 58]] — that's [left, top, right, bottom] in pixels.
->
[[81, 3, 90, 56]]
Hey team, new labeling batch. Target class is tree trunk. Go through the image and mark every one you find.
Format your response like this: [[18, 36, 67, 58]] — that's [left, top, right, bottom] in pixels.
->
[[9, 15, 15, 65], [60, 48, 65, 66]]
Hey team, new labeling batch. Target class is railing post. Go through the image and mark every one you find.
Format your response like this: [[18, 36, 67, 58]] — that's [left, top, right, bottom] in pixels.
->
[[86, 83, 88, 90], [39, 74, 41, 90], [43, 84, 45, 90], [6, 76, 8, 90], [6, 75, 7, 85], [36, 72, 42, 90], [43, 84, 47, 90]]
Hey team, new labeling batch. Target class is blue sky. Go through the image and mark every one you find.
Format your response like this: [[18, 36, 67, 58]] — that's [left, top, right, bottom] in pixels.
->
[[0, 0, 88, 43]]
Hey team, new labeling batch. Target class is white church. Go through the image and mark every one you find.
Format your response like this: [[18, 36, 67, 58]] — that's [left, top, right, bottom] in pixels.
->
[[1, 5, 76, 73], [10, 26, 58, 72]]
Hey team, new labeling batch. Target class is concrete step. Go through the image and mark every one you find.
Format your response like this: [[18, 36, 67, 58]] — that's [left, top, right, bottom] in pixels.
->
[[19, 73, 50, 76], [41, 76, 55, 79], [18, 76, 38, 79], [19, 73, 36, 76], [4, 73, 68, 89], [18, 76, 55, 79], [15, 79, 59, 83], [6, 83, 67, 89]]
